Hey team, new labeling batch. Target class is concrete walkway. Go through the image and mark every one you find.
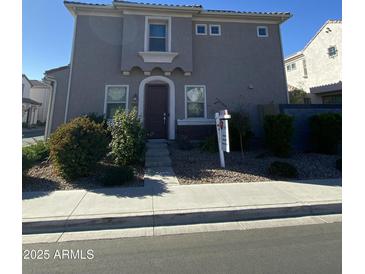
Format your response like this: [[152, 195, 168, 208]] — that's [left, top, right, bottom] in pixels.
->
[[23, 177, 341, 234]]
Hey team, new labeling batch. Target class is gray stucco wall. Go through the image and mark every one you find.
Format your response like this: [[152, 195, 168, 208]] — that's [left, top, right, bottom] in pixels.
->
[[63, 14, 288, 138], [47, 68, 70, 132]]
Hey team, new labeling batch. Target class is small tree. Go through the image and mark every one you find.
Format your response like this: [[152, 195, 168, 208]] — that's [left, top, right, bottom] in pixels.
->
[[109, 108, 146, 166], [289, 89, 309, 104], [230, 110, 251, 159]]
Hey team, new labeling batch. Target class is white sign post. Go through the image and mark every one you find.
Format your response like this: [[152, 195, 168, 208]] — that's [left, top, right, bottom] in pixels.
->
[[215, 110, 231, 168]]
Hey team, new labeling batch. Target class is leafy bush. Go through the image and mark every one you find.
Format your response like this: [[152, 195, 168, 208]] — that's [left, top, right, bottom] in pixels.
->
[[109, 108, 146, 166], [201, 134, 218, 153], [336, 158, 342, 171], [309, 113, 341, 154], [230, 111, 252, 157], [264, 114, 294, 157], [49, 117, 109, 179], [176, 135, 193, 150], [268, 161, 298, 178], [99, 165, 134, 186], [289, 89, 310, 104], [22, 140, 50, 173]]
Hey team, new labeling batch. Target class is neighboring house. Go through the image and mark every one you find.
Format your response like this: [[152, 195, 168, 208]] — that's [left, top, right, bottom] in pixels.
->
[[29, 80, 51, 123], [44, 0, 291, 140], [284, 20, 342, 104], [22, 74, 42, 127]]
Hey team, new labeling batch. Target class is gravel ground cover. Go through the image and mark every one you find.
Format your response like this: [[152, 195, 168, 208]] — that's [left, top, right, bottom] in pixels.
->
[[22, 161, 144, 192], [169, 144, 341, 185]]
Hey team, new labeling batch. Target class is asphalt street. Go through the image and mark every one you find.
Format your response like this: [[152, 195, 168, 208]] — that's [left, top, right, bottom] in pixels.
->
[[23, 222, 341, 274]]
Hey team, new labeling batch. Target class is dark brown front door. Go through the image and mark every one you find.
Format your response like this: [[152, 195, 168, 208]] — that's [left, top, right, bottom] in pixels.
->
[[144, 84, 168, 139]]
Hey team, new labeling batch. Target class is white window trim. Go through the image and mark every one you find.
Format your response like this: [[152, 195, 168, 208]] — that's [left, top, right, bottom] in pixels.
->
[[144, 16, 172, 52], [104, 85, 129, 119], [184, 85, 207, 119], [209, 24, 221, 36], [195, 24, 207, 35], [257, 26, 268, 37]]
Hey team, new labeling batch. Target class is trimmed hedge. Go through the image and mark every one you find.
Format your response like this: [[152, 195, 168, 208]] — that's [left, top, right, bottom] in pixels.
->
[[309, 113, 341, 154], [109, 108, 146, 166], [268, 161, 298, 178], [264, 114, 294, 157], [49, 117, 109, 179]]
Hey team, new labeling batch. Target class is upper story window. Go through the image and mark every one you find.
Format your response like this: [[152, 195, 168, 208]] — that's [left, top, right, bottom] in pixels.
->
[[145, 17, 171, 52], [149, 23, 167, 52], [185, 85, 206, 119], [286, 63, 296, 72], [328, 46, 338, 58], [104, 85, 129, 120], [302, 59, 308, 78], [257, 26, 268, 37], [210, 24, 221, 36], [196, 24, 207, 35]]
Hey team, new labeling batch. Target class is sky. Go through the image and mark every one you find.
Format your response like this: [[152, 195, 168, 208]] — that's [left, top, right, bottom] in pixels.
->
[[22, 0, 342, 80]]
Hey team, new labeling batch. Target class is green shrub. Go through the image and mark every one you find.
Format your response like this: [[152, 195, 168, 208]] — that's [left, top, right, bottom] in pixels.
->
[[49, 117, 109, 179], [22, 140, 50, 173], [109, 108, 146, 166], [230, 111, 252, 157], [309, 113, 341, 154], [336, 158, 342, 171], [201, 134, 218, 153], [264, 114, 294, 157], [177, 135, 193, 150], [99, 165, 134, 186], [268, 161, 298, 178]]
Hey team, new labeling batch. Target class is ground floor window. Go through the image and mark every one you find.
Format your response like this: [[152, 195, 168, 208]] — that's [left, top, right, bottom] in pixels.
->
[[185, 85, 206, 118], [104, 85, 129, 120], [322, 94, 342, 104]]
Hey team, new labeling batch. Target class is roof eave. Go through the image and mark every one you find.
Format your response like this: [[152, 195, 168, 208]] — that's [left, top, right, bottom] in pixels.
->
[[200, 11, 291, 24]]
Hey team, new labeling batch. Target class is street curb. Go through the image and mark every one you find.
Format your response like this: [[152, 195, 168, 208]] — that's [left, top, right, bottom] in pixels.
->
[[22, 202, 341, 234]]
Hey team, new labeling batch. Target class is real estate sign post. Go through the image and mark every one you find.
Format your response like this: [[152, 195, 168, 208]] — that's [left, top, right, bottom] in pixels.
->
[[215, 110, 231, 168]]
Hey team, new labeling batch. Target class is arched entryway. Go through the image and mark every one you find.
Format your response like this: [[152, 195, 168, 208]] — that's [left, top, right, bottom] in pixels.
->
[[138, 76, 175, 140]]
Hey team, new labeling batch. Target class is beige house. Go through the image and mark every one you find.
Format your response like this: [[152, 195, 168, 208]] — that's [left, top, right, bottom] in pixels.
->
[[284, 20, 342, 104], [22, 74, 51, 127]]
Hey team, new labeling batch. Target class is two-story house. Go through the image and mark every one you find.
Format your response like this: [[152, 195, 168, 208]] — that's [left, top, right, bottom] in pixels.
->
[[44, 0, 291, 140], [285, 20, 342, 104]]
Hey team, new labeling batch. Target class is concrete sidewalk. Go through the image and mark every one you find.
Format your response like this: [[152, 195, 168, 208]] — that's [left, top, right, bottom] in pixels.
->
[[23, 178, 341, 234]]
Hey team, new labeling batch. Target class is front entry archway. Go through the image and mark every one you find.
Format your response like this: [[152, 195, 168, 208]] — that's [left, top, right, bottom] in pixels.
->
[[138, 76, 176, 140]]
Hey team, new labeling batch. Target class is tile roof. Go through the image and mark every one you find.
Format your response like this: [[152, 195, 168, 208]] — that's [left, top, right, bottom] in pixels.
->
[[64, 1, 290, 16], [204, 9, 290, 16], [30, 80, 49, 88], [45, 65, 70, 74], [64, 1, 109, 6], [114, 1, 202, 8]]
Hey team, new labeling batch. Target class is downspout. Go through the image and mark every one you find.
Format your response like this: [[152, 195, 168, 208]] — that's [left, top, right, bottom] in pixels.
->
[[44, 76, 57, 139], [64, 12, 78, 123]]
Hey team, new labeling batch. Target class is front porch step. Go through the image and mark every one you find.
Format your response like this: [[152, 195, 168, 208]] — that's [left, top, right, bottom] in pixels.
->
[[145, 155, 172, 167], [146, 143, 167, 149], [146, 148, 170, 157]]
